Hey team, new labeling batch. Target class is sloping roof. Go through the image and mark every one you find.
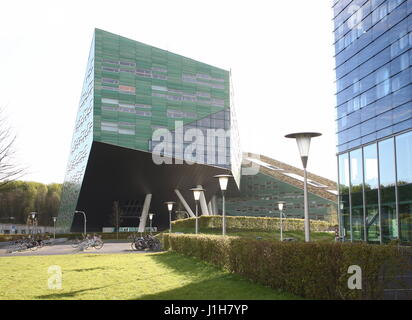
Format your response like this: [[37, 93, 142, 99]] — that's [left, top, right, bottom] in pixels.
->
[[242, 152, 338, 202]]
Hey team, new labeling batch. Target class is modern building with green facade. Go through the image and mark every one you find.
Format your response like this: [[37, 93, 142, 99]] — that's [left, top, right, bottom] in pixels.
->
[[58, 28, 241, 232], [58, 29, 336, 232]]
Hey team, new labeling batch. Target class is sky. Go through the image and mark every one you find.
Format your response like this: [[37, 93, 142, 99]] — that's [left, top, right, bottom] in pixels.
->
[[0, 0, 337, 184]]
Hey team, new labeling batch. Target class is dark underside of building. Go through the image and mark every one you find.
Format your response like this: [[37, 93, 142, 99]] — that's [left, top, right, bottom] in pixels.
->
[[71, 141, 233, 232]]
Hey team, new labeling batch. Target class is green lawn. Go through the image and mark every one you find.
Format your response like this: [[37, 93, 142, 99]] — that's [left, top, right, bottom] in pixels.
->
[[0, 252, 300, 300], [171, 227, 335, 242]]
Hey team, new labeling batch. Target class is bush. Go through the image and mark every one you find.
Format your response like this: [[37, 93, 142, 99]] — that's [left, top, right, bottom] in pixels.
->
[[163, 233, 412, 300], [172, 216, 332, 232]]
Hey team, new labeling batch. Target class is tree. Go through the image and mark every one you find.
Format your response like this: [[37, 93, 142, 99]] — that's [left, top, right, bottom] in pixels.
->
[[0, 108, 25, 186]]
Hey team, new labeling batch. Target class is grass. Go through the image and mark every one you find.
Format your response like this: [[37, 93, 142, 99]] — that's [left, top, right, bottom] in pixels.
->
[[0, 251, 300, 300], [170, 227, 335, 242]]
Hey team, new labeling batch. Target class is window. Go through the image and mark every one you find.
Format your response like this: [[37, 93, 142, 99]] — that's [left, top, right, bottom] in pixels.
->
[[102, 67, 119, 73], [136, 110, 151, 117], [378, 138, 398, 242], [101, 121, 118, 132], [152, 85, 167, 92], [350, 149, 364, 241], [118, 128, 135, 135], [135, 104, 151, 109], [102, 78, 119, 84], [376, 79, 391, 99], [102, 98, 119, 105], [396, 131, 412, 242], [119, 85, 135, 94], [120, 61, 136, 67]]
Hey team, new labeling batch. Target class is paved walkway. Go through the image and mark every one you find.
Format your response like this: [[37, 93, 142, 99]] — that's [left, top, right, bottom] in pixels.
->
[[0, 241, 149, 257]]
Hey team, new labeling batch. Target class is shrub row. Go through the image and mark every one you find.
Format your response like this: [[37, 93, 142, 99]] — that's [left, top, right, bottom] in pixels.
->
[[172, 215, 333, 232], [163, 233, 412, 300]]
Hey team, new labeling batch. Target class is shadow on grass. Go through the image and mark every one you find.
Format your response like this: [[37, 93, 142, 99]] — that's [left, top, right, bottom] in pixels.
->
[[135, 252, 300, 300], [36, 285, 112, 299], [70, 267, 108, 273]]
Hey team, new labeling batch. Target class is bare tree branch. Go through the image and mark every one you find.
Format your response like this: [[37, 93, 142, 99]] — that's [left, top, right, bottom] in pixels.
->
[[0, 107, 27, 187]]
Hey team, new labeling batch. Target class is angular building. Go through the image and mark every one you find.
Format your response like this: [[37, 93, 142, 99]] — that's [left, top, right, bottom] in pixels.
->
[[59, 29, 337, 233], [333, 0, 412, 243], [58, 29, 241, 232], [224, 153, 338, 222]]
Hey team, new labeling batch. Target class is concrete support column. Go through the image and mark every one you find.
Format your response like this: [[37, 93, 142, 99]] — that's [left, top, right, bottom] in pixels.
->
[[207, 201, 213, 216], [197, 185, 209, 216], [174, 189, 195, 218], [138, 194, 152, 233], [211, 195, 218, 216]]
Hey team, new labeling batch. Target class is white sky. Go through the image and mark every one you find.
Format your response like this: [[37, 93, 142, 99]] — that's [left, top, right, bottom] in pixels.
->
[[0, 0, 337, 184]]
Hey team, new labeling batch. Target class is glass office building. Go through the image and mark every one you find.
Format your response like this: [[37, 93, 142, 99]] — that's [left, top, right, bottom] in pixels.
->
[[334, 0, 412, 243], [58, 29, 241, 232]]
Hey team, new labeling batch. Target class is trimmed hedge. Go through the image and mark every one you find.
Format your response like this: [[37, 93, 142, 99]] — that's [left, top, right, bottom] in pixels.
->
[[172, 216, 333, 232], [163, 233, 412, 300]]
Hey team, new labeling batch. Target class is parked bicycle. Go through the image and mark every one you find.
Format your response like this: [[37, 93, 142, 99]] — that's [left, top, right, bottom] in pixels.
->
[[70, 234, 87, 248], [77, 234, 104, 251], [131, 234, 161, 251], [7, 236, 45, 253]]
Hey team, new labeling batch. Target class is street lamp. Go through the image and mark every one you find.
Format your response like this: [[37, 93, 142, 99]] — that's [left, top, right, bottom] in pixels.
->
[[277, 201, 286, 242], [74, 211, 87, 236], [149, 213, 154, 234], [214, 174, 232, 236], [29, 212, 37, 235], [165, 202, 176, 233], [190, 188, 205, 234], [285, 132, 321, 242], [52, 217, 57, 239], [339, 201, 345, 240]]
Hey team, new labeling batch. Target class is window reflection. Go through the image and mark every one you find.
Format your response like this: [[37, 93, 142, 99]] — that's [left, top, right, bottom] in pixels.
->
[[350, 149, 364, 241], [396, 131, 412, 242], [378, 138, 398, 242], [363, 143, 380, 242], [339, 153, 350, 239]]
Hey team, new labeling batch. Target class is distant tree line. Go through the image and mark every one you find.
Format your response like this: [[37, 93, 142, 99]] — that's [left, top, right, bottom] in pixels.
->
[[0, 181, 62, 226]]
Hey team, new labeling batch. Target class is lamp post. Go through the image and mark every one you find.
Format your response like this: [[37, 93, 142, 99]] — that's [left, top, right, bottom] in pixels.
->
[[52, 217, 57, 239], [285, 132, 322, 242], [277, 201, 286, 242], [190, 188, 205, 234], [214, 174, 233, 236], [339, 201, 345, 241], [74, 211, 87, 236], [29, 212, 37, 235], [165, 202, 175, 233], [149, 213, 154, 234]]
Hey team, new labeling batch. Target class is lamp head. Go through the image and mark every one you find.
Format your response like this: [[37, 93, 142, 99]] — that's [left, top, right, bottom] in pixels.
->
[[149, 213, 154, 221], [190, 188, 205, 201], [213, 174, 233, 191], [164, 202, 176, 213], [277, 201, 286, 212], [285, 132, 322, 168], [52, 217, 57, 222]]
